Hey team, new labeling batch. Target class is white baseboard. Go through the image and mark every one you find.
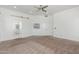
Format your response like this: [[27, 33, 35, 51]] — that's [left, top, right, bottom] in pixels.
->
[[53, 35, 79, 42]]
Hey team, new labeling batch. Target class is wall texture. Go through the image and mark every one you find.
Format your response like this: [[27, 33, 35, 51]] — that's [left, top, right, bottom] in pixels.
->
[[0, 7, 53, 41], [1, 6, 79, 42], [31, 15, 53, 36], [53, 7, 79, 41], [0, 8, 32, 41]]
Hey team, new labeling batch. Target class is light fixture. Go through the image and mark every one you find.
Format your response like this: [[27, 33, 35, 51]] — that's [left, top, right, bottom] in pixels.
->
[[43, 12, 48, 17], [32, 5, 48, 17]]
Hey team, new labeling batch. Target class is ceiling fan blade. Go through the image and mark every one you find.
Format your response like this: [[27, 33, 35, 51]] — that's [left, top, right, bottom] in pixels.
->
[[42, 9, 47, 12], [34, 6, 42, 11], [42, 5, 48, 9]]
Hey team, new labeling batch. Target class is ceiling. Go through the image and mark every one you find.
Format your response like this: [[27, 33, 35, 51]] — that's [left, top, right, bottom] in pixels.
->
[[0, 5, 79, 15]]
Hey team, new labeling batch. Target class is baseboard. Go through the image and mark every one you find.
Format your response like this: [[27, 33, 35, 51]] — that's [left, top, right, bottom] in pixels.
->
[[53, 35, 79, 42], [0, 35, 32, 42]]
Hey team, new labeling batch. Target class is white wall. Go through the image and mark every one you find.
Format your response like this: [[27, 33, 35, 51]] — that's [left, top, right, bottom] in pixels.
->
[[53, 7, 79, 41], [0, 7, 53, 41], [2, 6, 79, 42], [0, 8, 32, 41], [31, 15, 53, 36]]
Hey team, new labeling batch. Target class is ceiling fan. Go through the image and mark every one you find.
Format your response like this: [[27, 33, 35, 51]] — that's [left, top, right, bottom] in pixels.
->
[[33, 5, 48, 17], [34, 5, 48, 13]]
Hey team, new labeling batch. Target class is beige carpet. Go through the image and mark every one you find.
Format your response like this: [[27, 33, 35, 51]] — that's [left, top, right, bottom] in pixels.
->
[[0, 36, 79, 54]]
